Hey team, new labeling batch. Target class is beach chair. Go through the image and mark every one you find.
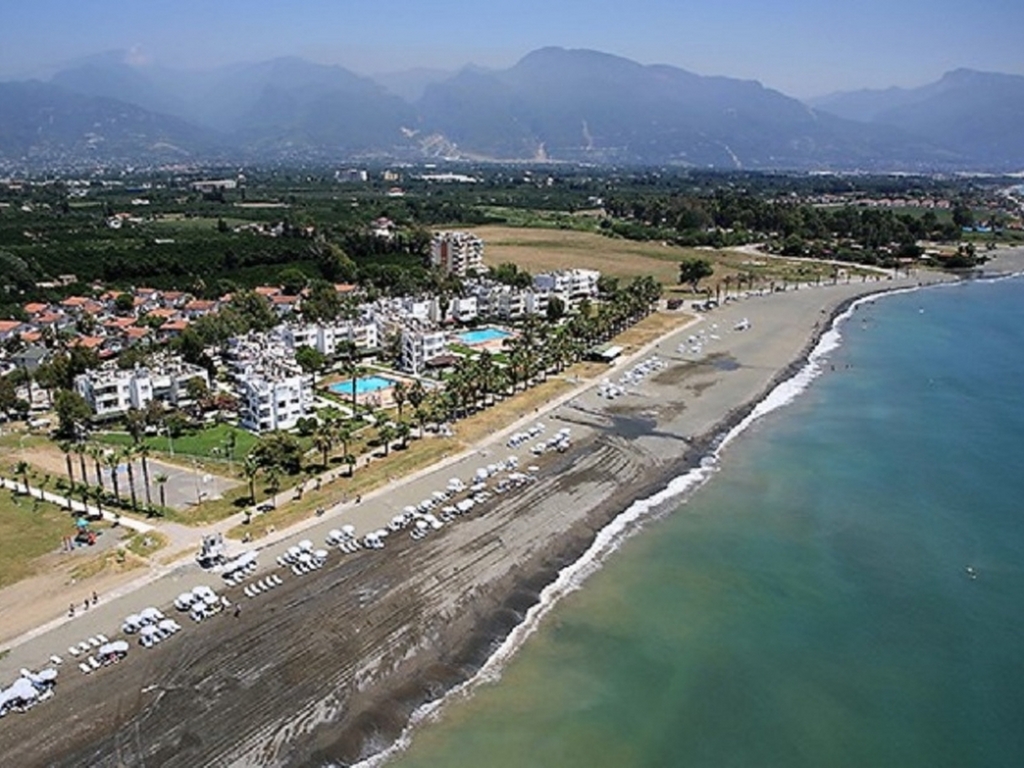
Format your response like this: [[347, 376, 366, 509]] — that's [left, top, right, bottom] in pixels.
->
[[96, 634, 109, 643], [78, 663, 92, 674], [87, 656, 101, 670], [50, 655, 63, 665], [68, 646, 81, 657]]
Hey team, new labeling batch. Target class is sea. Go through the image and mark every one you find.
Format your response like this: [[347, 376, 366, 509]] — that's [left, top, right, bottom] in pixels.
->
[[360, 275, 1024, 768]]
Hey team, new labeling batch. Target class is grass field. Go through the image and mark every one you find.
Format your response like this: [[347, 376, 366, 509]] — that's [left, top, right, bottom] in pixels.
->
[[472, 225, 843, 291], [0, 492, 77, 589], [96, 424, 258, 463]]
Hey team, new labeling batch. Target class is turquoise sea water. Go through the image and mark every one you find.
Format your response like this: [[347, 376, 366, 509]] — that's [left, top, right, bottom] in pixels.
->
[[386, 278, 1024, 768]]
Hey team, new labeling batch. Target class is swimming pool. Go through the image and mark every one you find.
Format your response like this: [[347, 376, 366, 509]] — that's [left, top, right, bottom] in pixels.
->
[[458, 327, 512, 345], [329, 376, 395, 396]]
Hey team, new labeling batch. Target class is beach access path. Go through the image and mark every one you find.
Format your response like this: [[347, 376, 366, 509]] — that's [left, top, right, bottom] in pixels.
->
[[5, 257, 1020, 766]]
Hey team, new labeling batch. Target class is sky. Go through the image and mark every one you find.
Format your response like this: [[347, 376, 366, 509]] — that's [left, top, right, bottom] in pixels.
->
[[2, 0, 1022, 97]]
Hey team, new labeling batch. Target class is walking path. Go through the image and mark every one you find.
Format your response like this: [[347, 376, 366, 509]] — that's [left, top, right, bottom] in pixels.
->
[[0, 477, 154, 533]]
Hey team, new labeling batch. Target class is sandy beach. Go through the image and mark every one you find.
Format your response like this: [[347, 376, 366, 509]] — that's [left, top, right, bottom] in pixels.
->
[[2, 255, 1019, 766]]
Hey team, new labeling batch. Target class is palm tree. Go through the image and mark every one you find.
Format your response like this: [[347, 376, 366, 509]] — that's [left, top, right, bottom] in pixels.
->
[[74, 442, 88, 487], [407, 380, 426, 414], [396, 421, 412, 449], [377, 421, 395, 457], [104, 452, 122, 506], [413, 405, 429, 438], [88, 445, 106, 491], [137, 444, 153, 508], [122, 447, 138, 511], [154, 473, 169, 510], [243, 454, 260, 504], [392, 381, 408, 419], [313, 420, 334, 469], [58, 441, 75, 490], [14, 460, 30, 496], [343, 453, 356, 478], [264, 466, 281, 508], [333, 421, 353, 462]]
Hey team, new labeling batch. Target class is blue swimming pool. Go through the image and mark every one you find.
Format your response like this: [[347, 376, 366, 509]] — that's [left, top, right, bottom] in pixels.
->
[[329, 376, 395, 396], [458, 327, 512, 345]]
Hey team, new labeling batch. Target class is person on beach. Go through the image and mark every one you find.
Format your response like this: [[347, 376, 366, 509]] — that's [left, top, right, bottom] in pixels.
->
[[68, 603, 75, 617], [84, 599, 89, 612], [92, 591, 98, 606]]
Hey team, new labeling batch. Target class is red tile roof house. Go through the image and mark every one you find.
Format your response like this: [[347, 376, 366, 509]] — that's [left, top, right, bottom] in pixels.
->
[[270, 294, 301, 316], [158, 318, 190, 341], [23, 302, 49, 317], [255, 286, 282, 298], [183, 299, 219, 319], [160, 291, 192, 308], [122, 326, 151, 346], [0, 319, 25, 341]]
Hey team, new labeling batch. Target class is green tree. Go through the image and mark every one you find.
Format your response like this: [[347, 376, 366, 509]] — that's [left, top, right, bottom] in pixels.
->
[[0, 375, 17, 420], [114, 293, 136, 315], [302, 279, 342, 322], [250, 431, 303, 474], [278, 267, 309, 296], [295, 346, 327, 374], [54, 389, 91, 439], [678, 258, 714, 292], [546, 295, 566, 322]]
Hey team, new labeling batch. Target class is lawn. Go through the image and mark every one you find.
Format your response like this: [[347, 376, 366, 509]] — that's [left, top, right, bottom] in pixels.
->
[[0, 491, 78, 589], [96, 424, 258, 463]]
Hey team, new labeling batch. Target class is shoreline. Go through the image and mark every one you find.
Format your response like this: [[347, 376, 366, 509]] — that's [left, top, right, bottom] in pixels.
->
[[346, 287, 887, 768], [2, 258, 1021, 766]]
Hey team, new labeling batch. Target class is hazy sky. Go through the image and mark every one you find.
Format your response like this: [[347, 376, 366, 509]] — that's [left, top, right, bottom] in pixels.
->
[[2, 0, 1022, 97]]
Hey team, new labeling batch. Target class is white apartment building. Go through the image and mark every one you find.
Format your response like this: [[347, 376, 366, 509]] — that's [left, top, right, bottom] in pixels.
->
[[226, 334, 314, 432], [238, 372, 313, 433], [75, 362, 210, 419], [401, 329, 448, 375], [533, 269, 600, 298], [280, 321, 379, 356], [430, 231, 484, 276]]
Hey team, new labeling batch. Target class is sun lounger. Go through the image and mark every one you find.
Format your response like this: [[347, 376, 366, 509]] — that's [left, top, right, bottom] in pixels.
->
[[68, 646, 80, 657], [50, 655, 63, 665], [87, 656, 101, 670], [79, 662, 92, 674]]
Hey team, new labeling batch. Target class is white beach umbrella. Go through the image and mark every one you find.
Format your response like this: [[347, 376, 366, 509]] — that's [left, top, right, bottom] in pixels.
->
[[139, 625, 158, 638], [158, 619, 177, 632], [98, 643, 115, 656], [202, 593, 219, 606], [298, 552, 312, 564], [287, 545, 302, 558], [342, 524, 356, 535], [36, 668, 57, 683], [314, 549, 328, 559], [328, 528, 343, 541], [140, 607, 163, 622], [475, 468, 488, 480], [298, 539, 313, 551]]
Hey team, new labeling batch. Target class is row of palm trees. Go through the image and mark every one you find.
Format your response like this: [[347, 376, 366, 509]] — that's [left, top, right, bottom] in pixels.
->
[[56, 440, 170, 517], [440, 276, 662, 420]]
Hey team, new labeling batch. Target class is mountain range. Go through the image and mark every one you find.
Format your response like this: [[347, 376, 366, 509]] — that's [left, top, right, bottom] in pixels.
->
[[0, 47, 1021, 171]]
